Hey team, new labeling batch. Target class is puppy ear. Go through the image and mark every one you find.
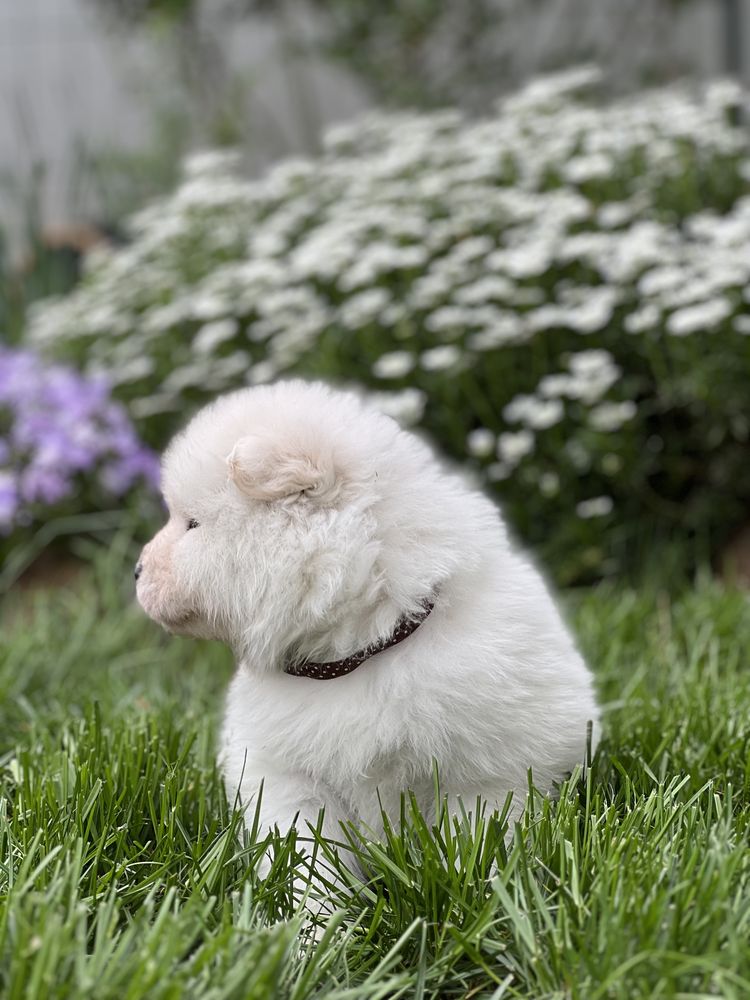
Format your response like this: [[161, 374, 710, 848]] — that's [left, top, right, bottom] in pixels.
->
[[227, 433, 338, 501]]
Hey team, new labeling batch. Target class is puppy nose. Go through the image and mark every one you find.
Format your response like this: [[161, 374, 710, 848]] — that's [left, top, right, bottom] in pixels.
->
[[134, 562, 143, 581]]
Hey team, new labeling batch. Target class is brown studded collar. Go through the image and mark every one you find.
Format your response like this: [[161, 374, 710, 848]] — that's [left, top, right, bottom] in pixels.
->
[[284, 598, 435, 680]]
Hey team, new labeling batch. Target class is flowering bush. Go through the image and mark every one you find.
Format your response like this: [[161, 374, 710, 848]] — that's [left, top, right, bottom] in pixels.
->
[[29, 69, 750, 581], [0, 347, 160, 565]]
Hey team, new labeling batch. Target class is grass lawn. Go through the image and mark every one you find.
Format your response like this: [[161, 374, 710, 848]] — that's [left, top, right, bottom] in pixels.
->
[[1, 535, 749, 999]]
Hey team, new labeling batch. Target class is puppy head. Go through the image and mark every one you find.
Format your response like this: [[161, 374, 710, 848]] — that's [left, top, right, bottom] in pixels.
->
[[135, 382, 399, 662]]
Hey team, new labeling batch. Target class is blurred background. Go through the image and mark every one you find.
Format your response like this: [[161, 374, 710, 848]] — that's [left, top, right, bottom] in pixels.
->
[[2, 0, 750, 591], [2, 0, 746, 249]]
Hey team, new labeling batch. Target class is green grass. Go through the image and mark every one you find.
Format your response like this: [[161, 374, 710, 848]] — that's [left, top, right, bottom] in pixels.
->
[[1, 535, 749, 998]]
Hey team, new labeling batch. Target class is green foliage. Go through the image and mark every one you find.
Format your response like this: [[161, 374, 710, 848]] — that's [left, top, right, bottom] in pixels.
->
[[30, 74, 750, 582], [1, 542, 750, 996]]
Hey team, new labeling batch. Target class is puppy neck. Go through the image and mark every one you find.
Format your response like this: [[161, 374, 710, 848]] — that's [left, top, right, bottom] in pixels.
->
[[285, 597, 435, 679], [236, 585, 440, 676]]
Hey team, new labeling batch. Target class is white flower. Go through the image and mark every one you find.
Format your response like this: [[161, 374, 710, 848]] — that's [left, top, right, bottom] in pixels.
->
[[193, 318, 239, 354], [163, 364, 213, 391], [141, 301, 190, 334], [182, 149, 242, 178], [454, 276, 514, 305], [497, 430, 534, 464], [420, 345, 462, 371], [565, 350, 620, 399], [130, 392, 181, 418], [705, 79, 745, 109], [638, 266, 686, 297], [488, 243, 552, 279], [625, 305, 661, 334], [248, 360, 281, 384], [339, 288, 392, 329], [576, 496, 614, 518], [588, 400, 637, 432], [568, 349, 617, 377], [425, 306, 471, 334], [503, 394, 563, 429], [451, 236, 495, 260], [667, 298, 733, 336], [370, 388, 427, 426], [539, 471, 560, 497], [380, 303, 409, 328], [115, 357, 155, 383], [190, 294, 228, 322], [248, 318, 279, 342], [503, 394, 536, 424], [597, 201, 636, 229], [466, 428, 496, 458], [372, 351, 415, 379], [539, 374, 576, 398], [574, 375, 618, 405], [212, 351, 250, 379], [525, 305, 565, 332], [526, 399, 564, 430], [503, 64, 601, 111], [568, 288, 619, 334], [733, 315, 750, 334], [467, 313, 526, 349], [563, 153, 613, 184]]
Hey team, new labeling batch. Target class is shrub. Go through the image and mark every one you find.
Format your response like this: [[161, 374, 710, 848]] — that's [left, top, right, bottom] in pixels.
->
[[29, 69, 750, 582], [0, 347, 160, 573]]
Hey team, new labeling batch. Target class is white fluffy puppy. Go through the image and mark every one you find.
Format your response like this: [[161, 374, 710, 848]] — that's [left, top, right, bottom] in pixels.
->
[[136, 380, 598, 850]]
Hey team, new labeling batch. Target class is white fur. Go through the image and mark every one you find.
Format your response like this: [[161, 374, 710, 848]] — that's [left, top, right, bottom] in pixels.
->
[[137, 380, 599, 853]]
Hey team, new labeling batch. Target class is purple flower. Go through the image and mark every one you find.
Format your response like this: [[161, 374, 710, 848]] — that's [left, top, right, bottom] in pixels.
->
[[19, 465, 71, 505], [100, 449, 161, 496], [0, 346, 159, 533]]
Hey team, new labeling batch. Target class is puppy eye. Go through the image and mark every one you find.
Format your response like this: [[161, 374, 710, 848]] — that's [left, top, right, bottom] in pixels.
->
[[186, 518, 200, 531]]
